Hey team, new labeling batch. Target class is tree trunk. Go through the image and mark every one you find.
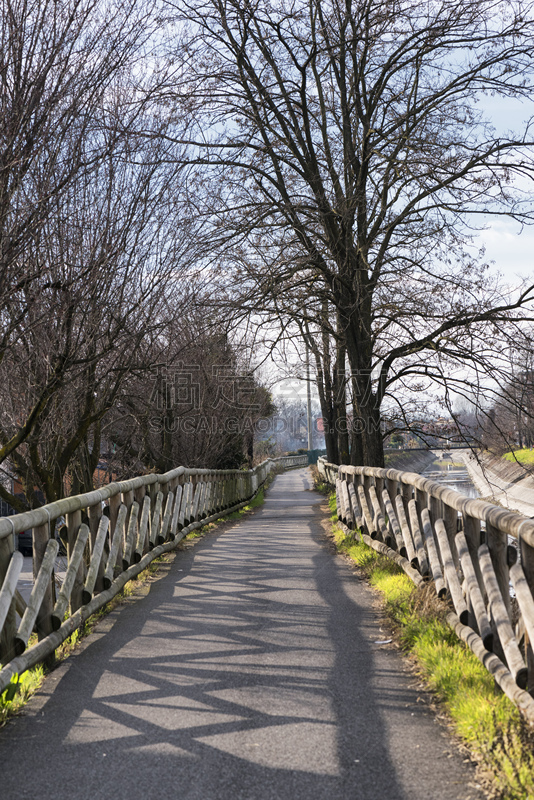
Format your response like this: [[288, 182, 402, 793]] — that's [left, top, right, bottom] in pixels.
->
[[333, 334, 350, 465], [315, 357, 339, 464], [345, 331, 385, 468]]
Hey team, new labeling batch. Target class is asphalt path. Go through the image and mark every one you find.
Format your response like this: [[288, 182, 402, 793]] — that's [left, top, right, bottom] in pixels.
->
[[0, 468, 486, 800]]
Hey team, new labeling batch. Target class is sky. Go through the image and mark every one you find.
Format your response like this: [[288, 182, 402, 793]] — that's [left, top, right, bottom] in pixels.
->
[[476, 93, 534, 283], [477, 218, 534, 282]]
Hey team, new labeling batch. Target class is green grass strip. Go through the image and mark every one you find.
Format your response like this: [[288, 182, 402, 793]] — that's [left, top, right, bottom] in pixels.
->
[[225, 487, 265, 519], [503, 449, 534, 465], [329, 496, 534, 799], [0, 666, 45, 727]]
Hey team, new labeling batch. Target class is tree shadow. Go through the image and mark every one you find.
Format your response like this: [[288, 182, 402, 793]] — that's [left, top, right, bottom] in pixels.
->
[[0, 470, 479, 800]]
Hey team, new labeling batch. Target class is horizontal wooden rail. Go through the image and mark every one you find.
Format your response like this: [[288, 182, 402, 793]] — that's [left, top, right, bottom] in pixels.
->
[[317, 457, 534, 724], [273, 454, 308, 469], [0, 455, 307, 683]]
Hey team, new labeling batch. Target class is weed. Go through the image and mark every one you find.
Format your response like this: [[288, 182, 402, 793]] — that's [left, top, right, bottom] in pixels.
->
[[328, 492, 337, 519], [310, 465, 331, 495], [0, 667, 45, 727], [186, 530, 205, 539]]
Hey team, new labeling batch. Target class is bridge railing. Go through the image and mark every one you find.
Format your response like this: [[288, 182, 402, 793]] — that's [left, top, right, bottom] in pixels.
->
[[0, 456, 306, 689], [317, 457, 534, 721]]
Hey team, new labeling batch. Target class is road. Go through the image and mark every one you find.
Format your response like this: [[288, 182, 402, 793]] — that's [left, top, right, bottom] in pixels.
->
[[0, 469, 486, 800]]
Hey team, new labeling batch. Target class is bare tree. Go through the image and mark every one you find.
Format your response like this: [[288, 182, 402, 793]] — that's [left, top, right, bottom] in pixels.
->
[[475, 332, 534, 454], [173, 0, 534, 465], [0, 0, 162, 475], [107, 304, 275, 474], [0, 29, 203, 505]]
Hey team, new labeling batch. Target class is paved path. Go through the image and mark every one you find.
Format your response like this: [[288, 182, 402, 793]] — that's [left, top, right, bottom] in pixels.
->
[[0, 469, 485, 800]]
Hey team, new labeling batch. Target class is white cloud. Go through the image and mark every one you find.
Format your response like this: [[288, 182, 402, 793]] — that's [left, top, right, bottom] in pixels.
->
[[476, 219, 534, 281]]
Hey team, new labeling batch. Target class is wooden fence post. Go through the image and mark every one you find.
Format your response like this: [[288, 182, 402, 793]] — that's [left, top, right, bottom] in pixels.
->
[[487, 522, 511, 617], [66, 509, 84, 614], [517, 536, 534, 693], [33, 519, 55, 664], [88, 499, 106, 596], [401, 481, 412, 517], [442, 502, 459, 568], [0, 530, 17, 664], [108, 492, 122, 570]]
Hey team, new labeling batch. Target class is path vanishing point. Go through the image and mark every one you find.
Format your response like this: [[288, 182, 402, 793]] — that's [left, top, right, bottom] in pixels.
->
[[0, 468, 487, 800]]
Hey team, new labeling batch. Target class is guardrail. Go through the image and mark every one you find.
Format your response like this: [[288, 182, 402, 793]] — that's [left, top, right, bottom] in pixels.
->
[[317, 457, 534, 722], [0, 455, 307, 689]]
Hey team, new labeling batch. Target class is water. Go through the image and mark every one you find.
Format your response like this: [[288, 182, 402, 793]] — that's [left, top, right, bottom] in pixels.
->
[[422, 457, 479, 499], [423, 455, 518, 595]]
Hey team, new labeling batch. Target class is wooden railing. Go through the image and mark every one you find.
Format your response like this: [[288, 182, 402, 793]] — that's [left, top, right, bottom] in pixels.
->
[[0, 455, 306, 690], [272, 454, 308, 469], [317, 457, 534, 722]]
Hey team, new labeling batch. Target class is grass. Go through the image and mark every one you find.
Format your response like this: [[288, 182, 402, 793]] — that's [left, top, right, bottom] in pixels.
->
[[327, 492, 534, 799], [503, 449, 534, 466], [309, 465, 331, 495], [225, 486, 266, 518], [0, 667, 45, 727]]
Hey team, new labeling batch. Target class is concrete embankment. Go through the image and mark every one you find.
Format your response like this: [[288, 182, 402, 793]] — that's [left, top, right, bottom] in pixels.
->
[[385, 449, 437, 474], [460, 451, 534, 518]]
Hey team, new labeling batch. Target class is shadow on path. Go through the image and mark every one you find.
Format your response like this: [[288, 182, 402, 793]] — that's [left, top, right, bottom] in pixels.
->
[[0, 470, 484, 800]]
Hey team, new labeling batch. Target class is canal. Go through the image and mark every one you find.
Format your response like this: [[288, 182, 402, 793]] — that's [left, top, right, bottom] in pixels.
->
[[422, 452, 479, 499]]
